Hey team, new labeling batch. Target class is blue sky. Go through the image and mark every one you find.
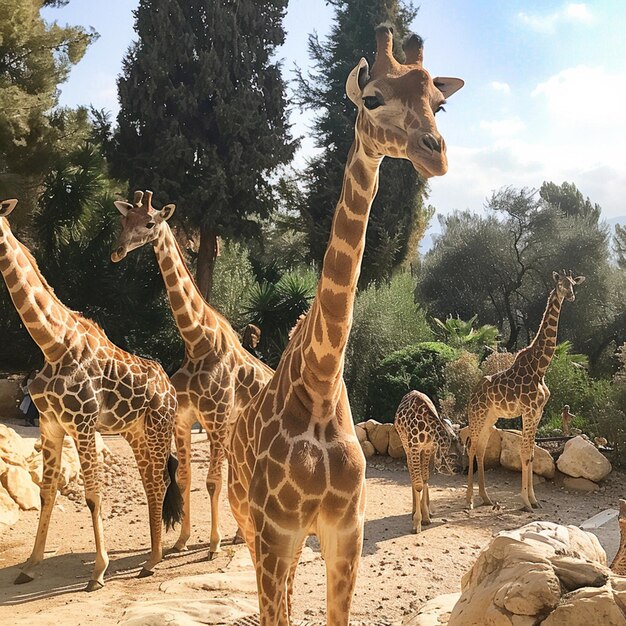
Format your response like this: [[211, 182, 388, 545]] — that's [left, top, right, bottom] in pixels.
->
[[42, 1, 626, 226]]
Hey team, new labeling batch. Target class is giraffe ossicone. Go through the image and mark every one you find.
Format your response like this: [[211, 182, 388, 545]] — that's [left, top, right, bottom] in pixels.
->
[[466, 269, 585, 512], [0, 198, 181, 591], [228, 23, 463, 625], [112, 188, 273, 558]]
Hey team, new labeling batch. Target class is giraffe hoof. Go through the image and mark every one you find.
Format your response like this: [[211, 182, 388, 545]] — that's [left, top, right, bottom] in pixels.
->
[[169, 544, 188, 553], [84, 580, 104, 592], [232, 533, 245, 546], [14, 571, 34, 585], [138, 568, 155, 578], [531, 501, 541, 509]]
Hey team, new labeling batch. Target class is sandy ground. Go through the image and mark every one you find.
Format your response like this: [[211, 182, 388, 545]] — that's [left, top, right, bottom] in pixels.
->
[[0, 429, 623, 625]]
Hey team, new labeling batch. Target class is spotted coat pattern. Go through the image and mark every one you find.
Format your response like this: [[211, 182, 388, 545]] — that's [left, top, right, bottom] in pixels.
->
[[0, 199, 178, 591], [466, 271, 584, 512], [394, 391, 460, 533], [611, 500, 626, 576], [228, 25, 464, 626], [112, 191, 274, 556]]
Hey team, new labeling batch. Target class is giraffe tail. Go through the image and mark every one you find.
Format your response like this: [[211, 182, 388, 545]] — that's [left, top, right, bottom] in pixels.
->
[[163, 454, 183, 531]]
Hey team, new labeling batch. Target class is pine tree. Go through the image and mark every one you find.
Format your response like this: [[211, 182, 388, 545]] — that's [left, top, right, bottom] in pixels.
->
[[0, 0, 96, 209], [294, 0, 431, 286], [112, 0, 296, 299]]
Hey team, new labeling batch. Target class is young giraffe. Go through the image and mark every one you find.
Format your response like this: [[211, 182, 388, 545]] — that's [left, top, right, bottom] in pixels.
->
[[228, 25, 464, 625], [611, 499, 626, 576], [0, 199, 181, 591], [466, 270, 585, 512], [111, 190, 273, 557], [394, 390, 462, 533]]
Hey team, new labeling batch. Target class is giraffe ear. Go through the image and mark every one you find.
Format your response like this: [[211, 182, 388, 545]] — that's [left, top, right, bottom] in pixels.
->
[[115, 200, 132, 216], [0, 198, 18, 217], [433, 77, 465, 99], [552, 271, 560, 283], [573, 275, 585, 285], [346, 57, 370, 105], [156, 203, 176, 222]]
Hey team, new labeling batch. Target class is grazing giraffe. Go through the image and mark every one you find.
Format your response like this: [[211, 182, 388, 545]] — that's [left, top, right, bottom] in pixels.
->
[[611, 499, 626, 576], [0, 198, 181, 591], [228, 24, 464, 625], [111, 190, 273, 557], [394, 390, 462, 533], [466, 270, 585, 512]]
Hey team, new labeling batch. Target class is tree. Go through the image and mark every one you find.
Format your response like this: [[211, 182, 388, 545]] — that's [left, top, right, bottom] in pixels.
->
[[0, 0, 96, 212], [420, 183, 615, 356], [112, 0, 296, 299], [294, 0, 432, 286]]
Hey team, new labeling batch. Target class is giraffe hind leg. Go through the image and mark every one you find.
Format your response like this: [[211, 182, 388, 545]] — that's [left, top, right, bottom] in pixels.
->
[[172, 409, 194, 552], [205, 427, 227, 560]]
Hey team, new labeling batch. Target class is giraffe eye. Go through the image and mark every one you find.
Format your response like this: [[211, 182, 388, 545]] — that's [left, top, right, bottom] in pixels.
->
[[363, 96, 382, 110], [146, 222, 155, 230]]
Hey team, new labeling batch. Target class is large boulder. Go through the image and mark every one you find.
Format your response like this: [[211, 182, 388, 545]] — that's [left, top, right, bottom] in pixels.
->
[[360, 441, 375, 459], [0, 464, 39, 510], [366, 421, 392, 456], [354, 424, 368, 444], [0, 424, 32, 469], [388, 426, 406, 459], [499, 430, 555, 479], [459, 426, 501, 469], [449, 521, 626, 626], [557, 435, 612, 482], [0, 481, 20, 529], [402, 592, 461, 625]]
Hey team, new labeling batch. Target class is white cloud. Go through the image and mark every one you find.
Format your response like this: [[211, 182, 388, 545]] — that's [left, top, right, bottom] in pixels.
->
[[518, 3, 595, 34], [479, 117, 526, 136], [489, 81, 511, 94]]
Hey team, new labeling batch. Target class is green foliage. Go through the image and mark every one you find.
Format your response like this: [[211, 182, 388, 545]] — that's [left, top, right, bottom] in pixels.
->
[[543, 352, 590, 426], [244, 268, 317, 367], [420, 184, 615, 358], [367, 341, 456, 423], [294, 0, 432, 286], [345, 271, 433, 420], [211, 241, 256, 330], [441, 350, 482, 424], [0, 0, 96, 206], [433, 314, 499, 355], [112, 0, 296, 297]]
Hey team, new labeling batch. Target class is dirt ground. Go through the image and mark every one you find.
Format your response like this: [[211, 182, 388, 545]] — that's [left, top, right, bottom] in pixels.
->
[[0, 429, 623, 625]]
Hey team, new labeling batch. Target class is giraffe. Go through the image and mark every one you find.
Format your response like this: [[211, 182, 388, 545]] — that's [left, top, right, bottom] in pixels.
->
[[0, 198, 181, 590], [228, 24, 464, 625], [466, 270, 585, 512], [111, 190, 273, 557], [394, 390, 463, 533], [611, 499, 626, 576]]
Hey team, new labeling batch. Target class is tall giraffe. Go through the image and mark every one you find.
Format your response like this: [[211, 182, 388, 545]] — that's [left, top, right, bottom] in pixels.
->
[[466, 270, 585, 512], [111, 190, 273, 557], [0, 198, 181, 591], [611, 499, 626, 575], [394, 390, 462, 533], [228, 25, 464, 625]]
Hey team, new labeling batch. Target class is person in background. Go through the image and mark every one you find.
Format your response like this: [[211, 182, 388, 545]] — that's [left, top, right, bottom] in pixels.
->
[[19, 369, 39, 427], [241, 323, 264, 362], [562, 404, 575, 436]]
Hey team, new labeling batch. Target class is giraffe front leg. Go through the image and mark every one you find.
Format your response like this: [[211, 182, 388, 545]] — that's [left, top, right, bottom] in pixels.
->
[[206, 428, 226, 559], [74, 431, 109, 591], [521, 410, 541, 510], [172, 409, 195, 552], [15, 418, 64, 585], [476, 428, 494, 507]]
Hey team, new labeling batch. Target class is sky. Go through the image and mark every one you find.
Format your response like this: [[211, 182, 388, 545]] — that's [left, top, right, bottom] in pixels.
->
[[42, 1, 626, 233]]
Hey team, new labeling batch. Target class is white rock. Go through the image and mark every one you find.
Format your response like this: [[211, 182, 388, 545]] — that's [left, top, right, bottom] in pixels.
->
[[360, 441, 375, 459], [499, 430, 555, 479], [388, 426, 406, 459], [402, 592, 461, 625], [1, 465, 40, 510], [0, 481, 20, 529], [557, 436, 612, 482]]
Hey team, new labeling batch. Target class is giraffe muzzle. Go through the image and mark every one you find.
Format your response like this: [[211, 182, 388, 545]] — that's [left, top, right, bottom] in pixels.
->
[[111, 247, 127, 262]]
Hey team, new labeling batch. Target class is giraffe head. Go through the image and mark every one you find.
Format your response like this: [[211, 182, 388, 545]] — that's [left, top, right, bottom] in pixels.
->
[[434, 417, 464, 475], [552, 269, 585, 302], [346, 24, 464, 177], [111, 190, 176, 262], [0, 199, 18, 218]]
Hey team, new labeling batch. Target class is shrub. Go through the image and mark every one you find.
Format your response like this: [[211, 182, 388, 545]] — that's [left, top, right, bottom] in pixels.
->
[[543, 353, 590, 426], [441, 350, 482, 424], [480, 350, 515, 376], [366, 341, 456, 423], [345, 272, 432, 421]]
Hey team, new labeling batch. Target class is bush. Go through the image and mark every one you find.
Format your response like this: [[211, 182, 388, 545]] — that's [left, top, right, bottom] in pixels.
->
[[543, 353, 590, 426], [441, 350, 482, 424], [480, 350, 515, 376], [366, 341, 456, 423]]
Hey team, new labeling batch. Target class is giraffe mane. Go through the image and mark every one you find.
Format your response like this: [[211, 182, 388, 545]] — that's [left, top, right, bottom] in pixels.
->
[[288, 312, 309, 340]]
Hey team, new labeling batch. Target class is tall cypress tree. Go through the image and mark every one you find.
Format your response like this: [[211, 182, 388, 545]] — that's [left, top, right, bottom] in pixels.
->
[[295, 0, 431, 286], [113, 0, 296, 298]]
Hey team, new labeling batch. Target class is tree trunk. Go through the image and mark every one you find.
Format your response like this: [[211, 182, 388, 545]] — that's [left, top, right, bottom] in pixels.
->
[[196, 224, 219, 302]]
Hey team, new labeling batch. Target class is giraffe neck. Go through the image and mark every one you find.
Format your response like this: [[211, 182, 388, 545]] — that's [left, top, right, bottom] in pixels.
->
[[152, 223, 229, 358], [0, 218, 73, 362], [527, 288, 563, 377], [299, 132, 382, 392]]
